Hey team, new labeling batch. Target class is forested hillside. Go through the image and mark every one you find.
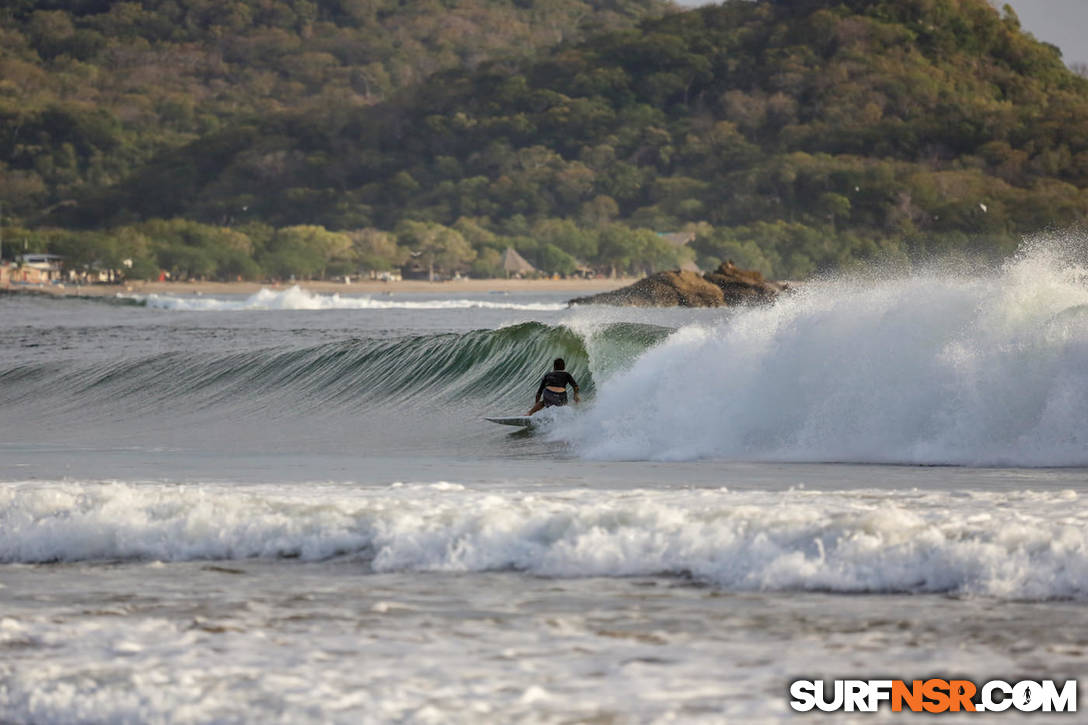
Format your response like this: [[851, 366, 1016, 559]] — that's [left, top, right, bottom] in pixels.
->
[[0, 0, 669, 220], [5, 0, 1088, 281]]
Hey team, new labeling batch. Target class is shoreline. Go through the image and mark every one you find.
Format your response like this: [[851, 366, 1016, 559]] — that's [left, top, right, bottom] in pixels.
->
[[2, 277, 630, 298]]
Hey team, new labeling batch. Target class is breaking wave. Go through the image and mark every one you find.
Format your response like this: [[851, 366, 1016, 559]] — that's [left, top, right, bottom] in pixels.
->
[[2, 481, 1086, 600], [122, 286, 566, 311], [562, 242, 1088, 466]]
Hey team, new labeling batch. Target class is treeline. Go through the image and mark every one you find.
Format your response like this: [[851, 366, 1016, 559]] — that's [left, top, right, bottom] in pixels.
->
[[7, 0, 1088, 280], [0, 0, 669, 223], [2, 217, 696, 281]]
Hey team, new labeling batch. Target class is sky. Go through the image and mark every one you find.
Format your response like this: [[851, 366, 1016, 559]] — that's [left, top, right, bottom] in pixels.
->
[[1000, 0, 1088, 67], [672, 0, 1088, 68]]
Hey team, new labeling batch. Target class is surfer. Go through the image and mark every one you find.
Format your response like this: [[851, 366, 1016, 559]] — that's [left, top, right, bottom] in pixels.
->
[[528, 358, 580, 415]]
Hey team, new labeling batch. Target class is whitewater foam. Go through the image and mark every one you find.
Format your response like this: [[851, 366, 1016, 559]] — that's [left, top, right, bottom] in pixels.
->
[[2, 480, 1086, 599], [125, 286, 566, 311], [564, 243, 1088, 466]]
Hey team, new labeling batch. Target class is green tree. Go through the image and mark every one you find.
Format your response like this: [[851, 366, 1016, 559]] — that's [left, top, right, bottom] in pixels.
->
[[470, 247, 504, 278], [395, 221, 476, 280], [531, 218, 598, 261], [351, 228, 406, 271], [538, 244, 578, 276], [267, 225, 354, 279]]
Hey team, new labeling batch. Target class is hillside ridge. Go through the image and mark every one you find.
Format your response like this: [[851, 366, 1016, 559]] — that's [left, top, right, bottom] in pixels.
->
[[4, 0, 1088, 281]]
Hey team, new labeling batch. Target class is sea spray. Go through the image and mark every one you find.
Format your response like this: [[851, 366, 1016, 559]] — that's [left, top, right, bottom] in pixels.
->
[[562, 242, 1088, 466]]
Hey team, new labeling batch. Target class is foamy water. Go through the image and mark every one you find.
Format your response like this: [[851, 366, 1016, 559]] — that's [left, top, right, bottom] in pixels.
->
[[3, 480, 1086, 599], [564, 244, 1088, 465], [125, 285, 566, 311], [9, 559, 1080, 725], [3, 478, 1086, 724]]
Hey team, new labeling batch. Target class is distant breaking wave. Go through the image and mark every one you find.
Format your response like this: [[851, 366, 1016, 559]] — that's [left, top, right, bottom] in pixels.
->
[[2, 481, 1086, 600], [121, 286, 567, 311]]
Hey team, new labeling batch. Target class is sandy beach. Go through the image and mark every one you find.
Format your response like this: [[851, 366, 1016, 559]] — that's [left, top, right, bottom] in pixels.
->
[[3, 277, 629, 297]]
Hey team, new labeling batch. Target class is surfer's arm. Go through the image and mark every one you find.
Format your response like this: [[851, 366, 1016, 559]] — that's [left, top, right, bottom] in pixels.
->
[[535, 378, 546, 402], [569, 373, 581, 403]]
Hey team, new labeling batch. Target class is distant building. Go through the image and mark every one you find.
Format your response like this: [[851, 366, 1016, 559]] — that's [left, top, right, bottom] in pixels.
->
[[13, 254, 64, 283], [573, 263, 598, 279], [400, 259, 430, 280], [366, 269, 402, 282], [500, 247, 536, 278]]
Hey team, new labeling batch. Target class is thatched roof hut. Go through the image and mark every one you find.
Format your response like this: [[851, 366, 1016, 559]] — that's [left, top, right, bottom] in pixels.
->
[[501, 247, 536, 277]]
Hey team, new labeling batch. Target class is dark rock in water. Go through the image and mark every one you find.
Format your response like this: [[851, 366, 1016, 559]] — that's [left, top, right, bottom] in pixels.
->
[[570, 270, 723, 307], [570, 262, 788, 307], [703, 262, 785, 305]]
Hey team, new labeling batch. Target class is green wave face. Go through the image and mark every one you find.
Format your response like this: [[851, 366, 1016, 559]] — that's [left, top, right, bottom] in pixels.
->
[[0, 322, 671, 424]]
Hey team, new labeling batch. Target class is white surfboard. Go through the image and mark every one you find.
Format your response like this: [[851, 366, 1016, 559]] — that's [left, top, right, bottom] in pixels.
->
[[484, 416, 535, 427]]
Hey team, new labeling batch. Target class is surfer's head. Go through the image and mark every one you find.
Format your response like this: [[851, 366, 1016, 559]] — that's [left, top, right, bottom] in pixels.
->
[[553, 358, 565, 371]]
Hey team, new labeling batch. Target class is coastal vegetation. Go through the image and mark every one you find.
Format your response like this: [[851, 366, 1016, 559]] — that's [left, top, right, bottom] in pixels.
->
[[3, 0, 1088, 280], [0, 0, 667, 220]]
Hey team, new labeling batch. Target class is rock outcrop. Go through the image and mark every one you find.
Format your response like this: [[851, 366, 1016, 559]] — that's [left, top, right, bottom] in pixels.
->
[[570, 262, 787, 307]]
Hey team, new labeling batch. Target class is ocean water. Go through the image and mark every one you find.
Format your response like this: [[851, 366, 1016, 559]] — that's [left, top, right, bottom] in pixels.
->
[[2, 244, 1088, 723]]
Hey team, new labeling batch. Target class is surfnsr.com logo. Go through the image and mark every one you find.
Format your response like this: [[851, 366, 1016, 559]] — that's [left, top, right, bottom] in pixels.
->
[[789, 679, 1077, 713]]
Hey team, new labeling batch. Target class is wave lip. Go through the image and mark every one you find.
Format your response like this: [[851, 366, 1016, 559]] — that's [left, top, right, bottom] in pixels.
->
[[3, 481, 1086, 601], [122, 286, 566, 311]]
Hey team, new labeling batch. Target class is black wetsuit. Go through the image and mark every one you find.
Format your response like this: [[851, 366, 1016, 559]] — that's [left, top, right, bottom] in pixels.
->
[[537, 371, 578, 407]]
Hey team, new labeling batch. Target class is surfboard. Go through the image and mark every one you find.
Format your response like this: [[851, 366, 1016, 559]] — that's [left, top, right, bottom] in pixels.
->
[[485, 416, 535, 427]]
